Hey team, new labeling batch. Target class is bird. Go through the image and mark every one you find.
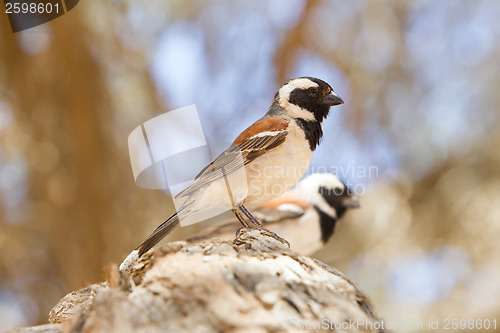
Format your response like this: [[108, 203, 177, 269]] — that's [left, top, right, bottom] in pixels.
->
[[186, 173, 360, 255], [135, 77, 344, 257]]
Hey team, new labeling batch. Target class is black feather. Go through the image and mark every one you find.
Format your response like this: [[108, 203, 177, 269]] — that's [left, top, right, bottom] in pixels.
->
[[313, 206, 337, 243], [314, 183, 358, 244], [294, 118, 323, 151], [288, 77, 332, 122], [318, 185, 355, 219], [137, 213, 180, 256]]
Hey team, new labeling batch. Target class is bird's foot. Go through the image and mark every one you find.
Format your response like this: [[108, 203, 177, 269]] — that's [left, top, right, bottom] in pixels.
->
[[235, 227, 252, 238], [235, 227, 290, 247], [257, 227, 290, 248]]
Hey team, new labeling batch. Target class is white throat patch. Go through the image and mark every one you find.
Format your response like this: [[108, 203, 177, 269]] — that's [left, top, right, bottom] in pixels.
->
[[278, 78, 319, 121]]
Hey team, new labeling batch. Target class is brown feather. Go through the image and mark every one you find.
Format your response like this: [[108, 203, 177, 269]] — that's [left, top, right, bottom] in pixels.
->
[[233, 117, 289, 145]]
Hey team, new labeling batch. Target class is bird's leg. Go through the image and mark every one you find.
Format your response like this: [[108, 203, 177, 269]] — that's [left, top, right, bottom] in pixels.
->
[[232, 208, 249, 227], [237, 205, 290, 248], [238, 205, 262, 227], [232, 208, 251, 237]]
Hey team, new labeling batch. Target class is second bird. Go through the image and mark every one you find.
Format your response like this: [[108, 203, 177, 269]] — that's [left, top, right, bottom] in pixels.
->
[[187, 173, 360, 255]]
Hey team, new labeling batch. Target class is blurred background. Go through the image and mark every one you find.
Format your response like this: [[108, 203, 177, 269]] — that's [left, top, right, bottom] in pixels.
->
[[1, 0, 499, 331]]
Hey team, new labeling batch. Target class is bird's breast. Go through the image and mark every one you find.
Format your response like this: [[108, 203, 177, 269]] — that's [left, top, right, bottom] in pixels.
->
[[244, 123, 313, 206]]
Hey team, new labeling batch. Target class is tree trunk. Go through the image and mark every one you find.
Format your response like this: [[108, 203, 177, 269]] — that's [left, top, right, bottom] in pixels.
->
[[9, 230, 389, 333]]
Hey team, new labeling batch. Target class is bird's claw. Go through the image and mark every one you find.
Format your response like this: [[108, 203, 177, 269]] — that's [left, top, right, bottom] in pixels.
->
[[235, 227, 290, 248], [258, 227, 290, 248], [235, 227, 252, 237]]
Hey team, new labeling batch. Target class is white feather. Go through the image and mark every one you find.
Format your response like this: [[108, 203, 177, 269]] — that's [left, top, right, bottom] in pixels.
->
[[249, 131, 283, 139], [278, 78, 319, 100], [276, 203, 306, 214], [278, 78, 319, 121], [290, 173, 347, 218]]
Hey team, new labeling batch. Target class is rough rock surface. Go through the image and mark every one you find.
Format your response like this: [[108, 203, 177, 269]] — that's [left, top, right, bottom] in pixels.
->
[[8, 229, 388, 333]]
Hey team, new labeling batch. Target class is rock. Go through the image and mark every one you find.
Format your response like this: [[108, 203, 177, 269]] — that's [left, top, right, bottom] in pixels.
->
[[8, 229, 389, 333]]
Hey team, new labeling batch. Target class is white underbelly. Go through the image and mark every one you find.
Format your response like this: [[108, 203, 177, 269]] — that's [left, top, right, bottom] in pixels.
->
[[244, 131, 312, 206]]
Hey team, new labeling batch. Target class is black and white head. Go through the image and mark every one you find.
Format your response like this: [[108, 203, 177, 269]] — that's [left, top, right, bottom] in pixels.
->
[[293, 173, 360, 243], [276, 77, 344, 123]]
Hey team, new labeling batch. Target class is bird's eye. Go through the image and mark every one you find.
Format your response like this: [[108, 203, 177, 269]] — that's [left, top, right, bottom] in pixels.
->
[[309, 87, 318, 95]]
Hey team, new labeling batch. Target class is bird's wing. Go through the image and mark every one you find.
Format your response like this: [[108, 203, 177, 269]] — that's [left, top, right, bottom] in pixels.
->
[[253, 193, 310, 222], [175, 117, 289, 198], [253, 205, 305, 223]]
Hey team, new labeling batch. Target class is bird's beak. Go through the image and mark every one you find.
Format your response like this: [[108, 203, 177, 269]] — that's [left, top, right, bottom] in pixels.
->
[[342, 197, 360, 208], [323, 91, 344, 106]]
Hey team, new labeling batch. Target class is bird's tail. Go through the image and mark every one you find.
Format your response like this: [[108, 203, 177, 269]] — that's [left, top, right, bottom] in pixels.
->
[[136, 212, 181, 256]]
